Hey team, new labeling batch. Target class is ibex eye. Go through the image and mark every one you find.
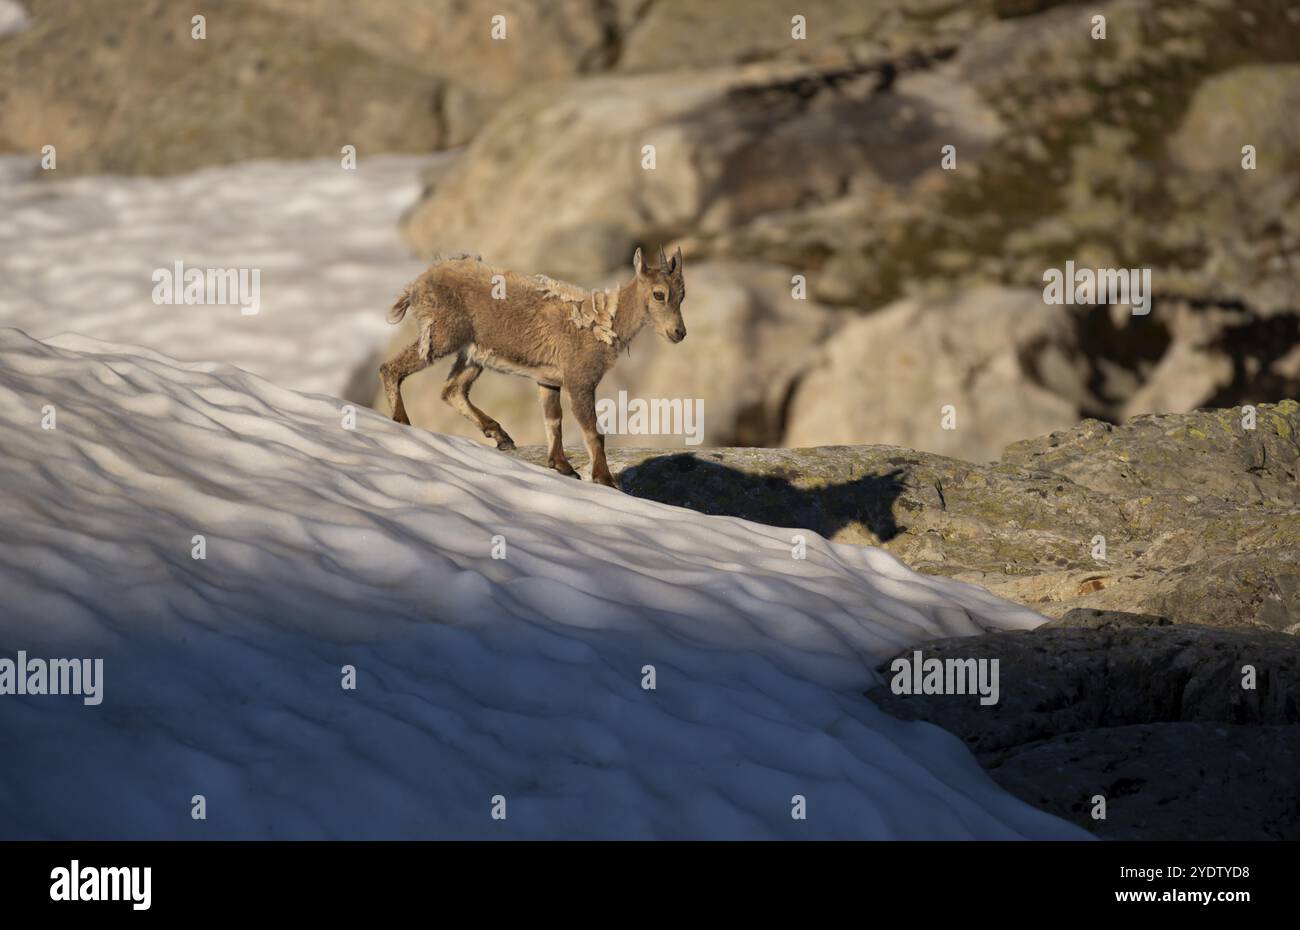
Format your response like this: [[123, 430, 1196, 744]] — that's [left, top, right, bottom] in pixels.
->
[[653, 290, 666, 301]]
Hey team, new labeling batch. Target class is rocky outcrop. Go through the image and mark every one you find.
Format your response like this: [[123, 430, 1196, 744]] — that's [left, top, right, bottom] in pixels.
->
[[0, 0, 618, 175], [509, 401, 1300, 632], [401, 55, 1002, 281], [257, 0, 633, 148], [687, 0, 1300, 318], [867, 609, 1300, 839]]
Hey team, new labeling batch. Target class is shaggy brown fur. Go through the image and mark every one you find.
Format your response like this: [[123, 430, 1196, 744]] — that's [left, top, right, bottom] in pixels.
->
[[381, 247, 687, 488]]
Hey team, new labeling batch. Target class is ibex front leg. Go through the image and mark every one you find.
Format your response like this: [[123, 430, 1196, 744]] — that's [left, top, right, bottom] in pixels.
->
[[567, 382, 617, 489], [538, 383, 577, 477]]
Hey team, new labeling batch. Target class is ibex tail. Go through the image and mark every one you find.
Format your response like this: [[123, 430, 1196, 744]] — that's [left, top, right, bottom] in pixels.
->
[[387, 286, 413, 325]]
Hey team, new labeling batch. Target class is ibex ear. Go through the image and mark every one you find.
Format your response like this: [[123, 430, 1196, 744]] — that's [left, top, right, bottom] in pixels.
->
[[632, 247, 644, 275], [669, 246, 683, 275]]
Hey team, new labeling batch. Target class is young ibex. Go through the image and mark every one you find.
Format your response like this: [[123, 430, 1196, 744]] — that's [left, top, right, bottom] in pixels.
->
[[381, 247, 687, 489]]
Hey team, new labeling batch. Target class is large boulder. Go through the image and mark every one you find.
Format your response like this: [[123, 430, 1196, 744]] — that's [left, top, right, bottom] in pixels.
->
[[0, 0, 616, 175], [401, 57, 1003, 280], [1162, 62, 1300, 320], [782, 288, 1083, 462], [1170, 63, 1300, 180], [256, 0, 629, 146]]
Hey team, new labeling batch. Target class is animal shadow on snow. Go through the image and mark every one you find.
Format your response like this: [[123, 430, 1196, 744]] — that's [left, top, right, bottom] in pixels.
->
[[617, 454, 906, 543]]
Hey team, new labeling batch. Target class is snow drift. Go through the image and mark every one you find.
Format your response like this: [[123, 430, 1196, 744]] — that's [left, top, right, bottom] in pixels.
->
[[0, 329, 1087, 839], [0, 156, 436, 396]]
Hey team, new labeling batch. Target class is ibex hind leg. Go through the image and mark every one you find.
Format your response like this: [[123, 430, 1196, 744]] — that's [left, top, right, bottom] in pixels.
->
[[442, 352, 517, 451], [380, 314, 464, 426], [380, 342, 430, 426]]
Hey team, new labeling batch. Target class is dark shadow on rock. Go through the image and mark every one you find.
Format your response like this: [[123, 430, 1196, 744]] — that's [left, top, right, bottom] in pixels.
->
[[619, 453, 907, 542], [866, 612, 1300, 839], [1203, 310, 1300, 410]]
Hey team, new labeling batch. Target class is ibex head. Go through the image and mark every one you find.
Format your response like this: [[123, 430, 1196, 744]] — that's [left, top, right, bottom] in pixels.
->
[[632, 246, 687, 344]]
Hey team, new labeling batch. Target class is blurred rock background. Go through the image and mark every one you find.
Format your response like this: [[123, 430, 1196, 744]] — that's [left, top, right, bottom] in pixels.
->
[[2, 0, 1297, 461]]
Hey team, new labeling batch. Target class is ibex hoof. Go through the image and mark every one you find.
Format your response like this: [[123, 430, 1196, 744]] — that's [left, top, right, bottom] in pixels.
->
[[550, 459, 578, 477], [592, 473, 621, 491], [486, 428, 516, 451]]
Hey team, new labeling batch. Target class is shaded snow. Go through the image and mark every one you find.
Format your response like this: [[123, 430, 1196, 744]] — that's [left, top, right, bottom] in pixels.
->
[[0, 156, 438, 396], [0, 330, 1087, 839]]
